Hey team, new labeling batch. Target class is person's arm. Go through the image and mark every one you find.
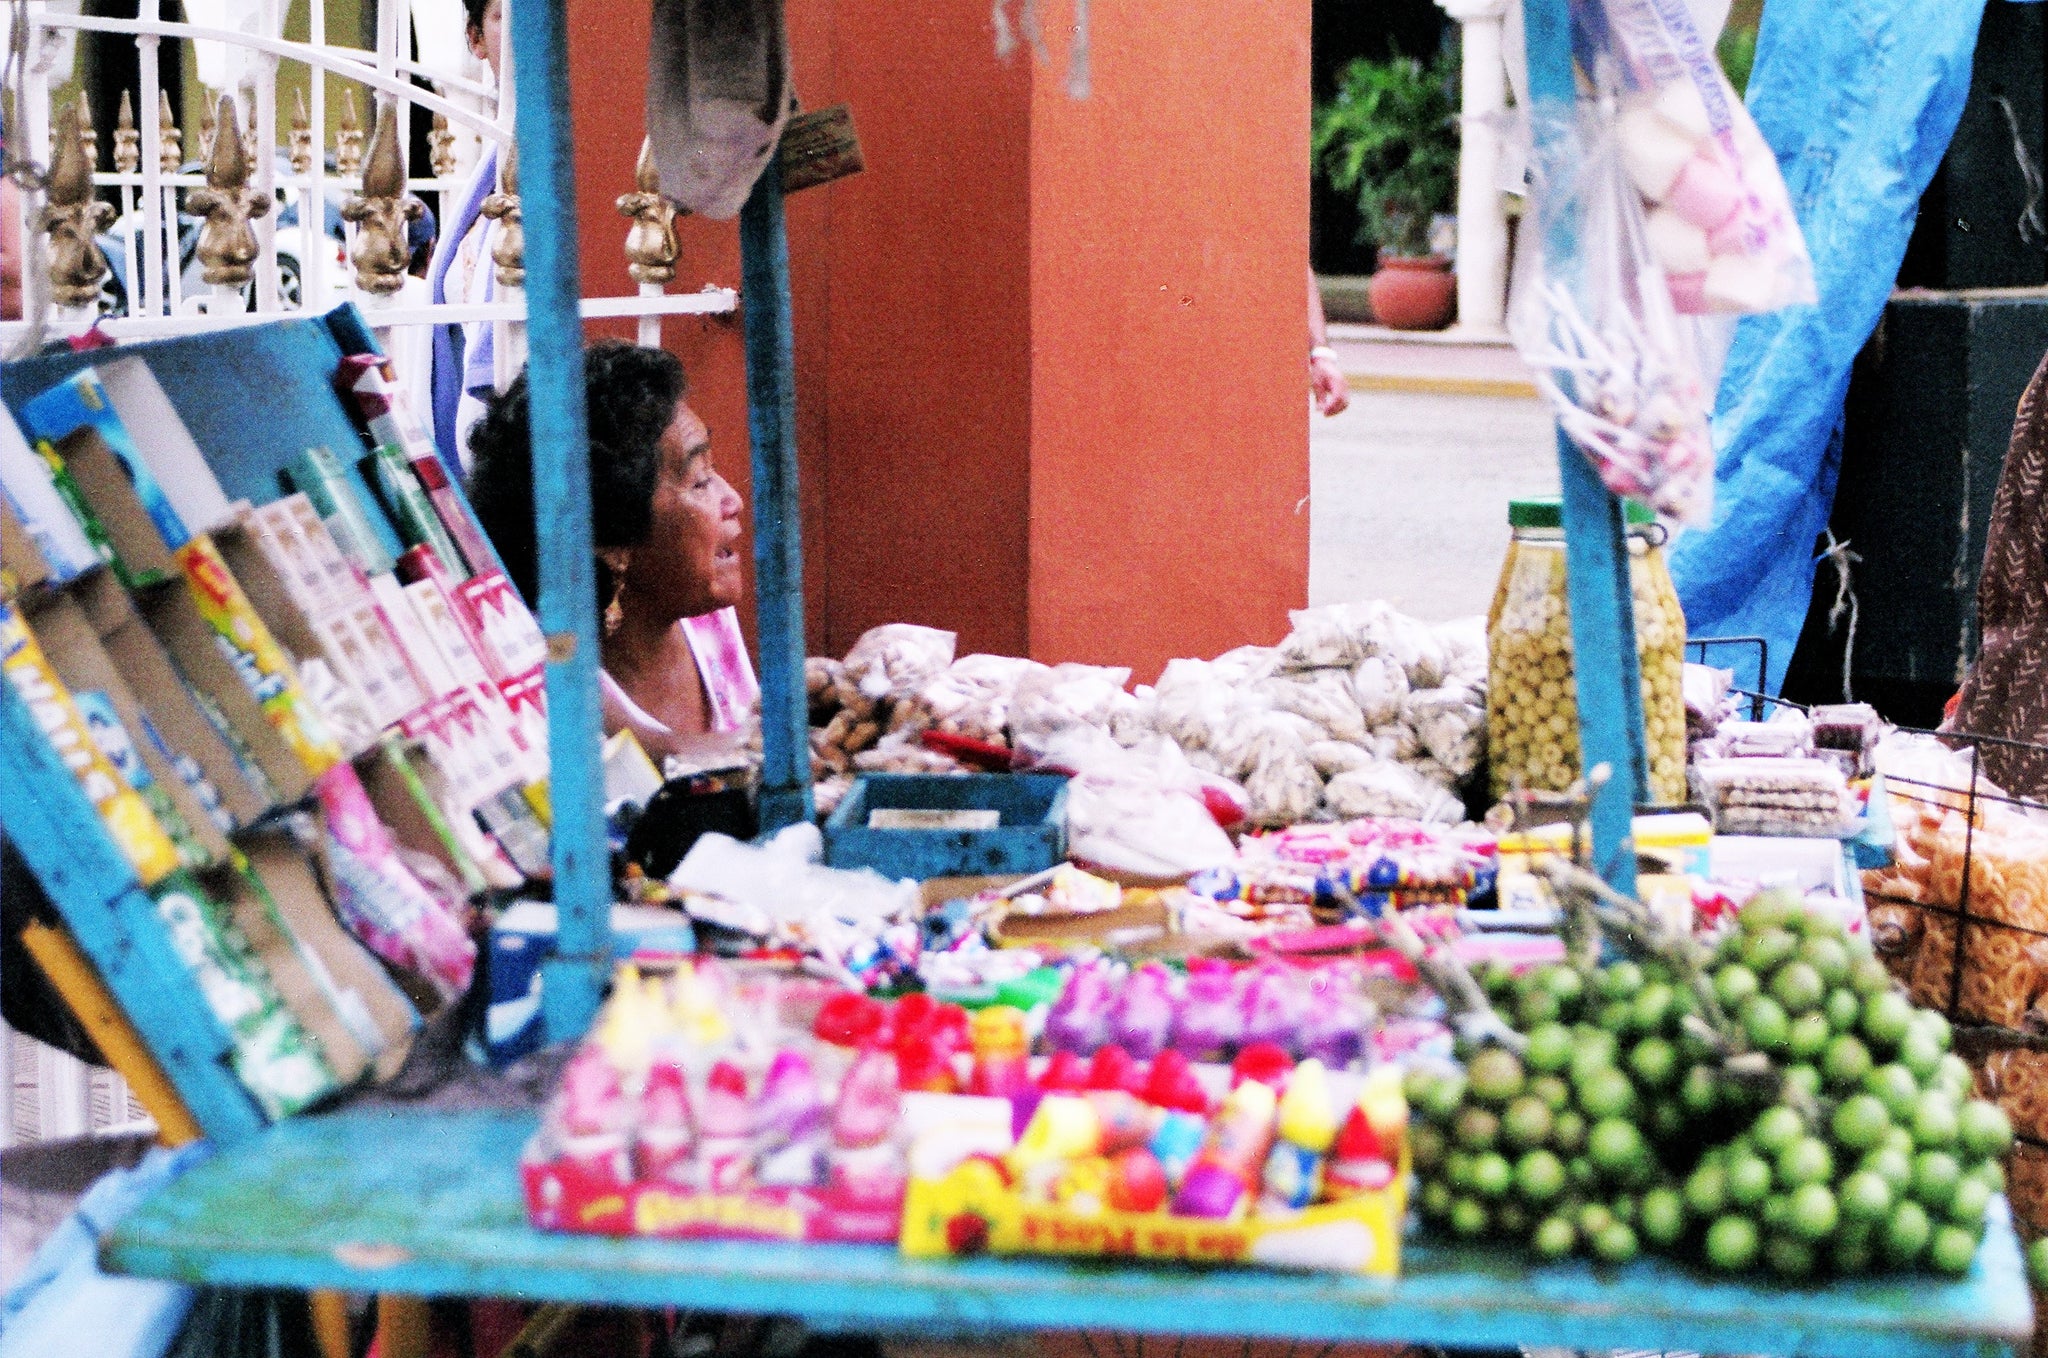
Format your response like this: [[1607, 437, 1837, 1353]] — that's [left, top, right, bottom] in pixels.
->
[[1308, 266, 1349, 417]]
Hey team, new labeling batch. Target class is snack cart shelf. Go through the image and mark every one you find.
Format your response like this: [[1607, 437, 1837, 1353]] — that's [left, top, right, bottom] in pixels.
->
[[103, 1108, 2033, 1358]]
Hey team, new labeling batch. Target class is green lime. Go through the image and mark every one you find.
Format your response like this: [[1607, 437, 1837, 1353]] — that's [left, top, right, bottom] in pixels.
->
[[1762, 1193, 1795, 1237], [1727, 1152, 1773, 1207], [1447, 1152, 1477, 1191], [1472, 1152, 1514, 1199], [1865, 1064, 1921, 1122], [1741, 995, 1792, 1054], [1753, 1105, 1806, 1157], [2027, 1237, 2048, 1290], [1716, 965, 1762, 1012], [1861, 990, 1915, 1053], [1455, 1106, 1501, 1150], [1958, 1101, 2014, 1162], [1972, 1158, 2007, 1196], [1744, 928, 1799, 976], [1680, 1064, 1720, 1116], [1882, 1125, 1918, 1158], [1649, 1100, 1686, 1143], [1822, 1034, 1873, 1090], [1764, 1233, 1816, 1278], [1412, 1123, 1448, 1172], [1610, 1192, 1639, 1225], [1403, 1066, 1436, 1108], [1937, 1054, 1975, 1100], [1571, 1029, 1619, 1080], [1503, 1096, 1554, 1150], [1685, 1161, 1729, 1218], [1772, 961, 1826, 1016], [1577, 1201, 1615, 1239], [1787, 1182, 1839, 1241], [1632, 983, 1676, 1036], [1450, 1196, 1490, 1237], [1468, 1048, 1527, 1107], [1863, 1146, 1914, 1195], [1552, 1109, 1589, 1155], [1588, 1118, 1648, 1180], [1911, 1150, 1962, 1213], [1418, 1071, 1468, 1124], [1899, 1028, 1944, 1084], [1596, 1001, 1633, 1035], [1577, 1068, 1638, 1122], [1525, 1023, 1575, 1075], [1420, 1179, 1454, 1220], [1786, 1013, 1831, 1063], [1517, 987, 1563, 1029], [1567, 1156, 1595, 1191], [1777, 1136, 1834, 1189], [1641, 1187, 1687, 1249], [1928, 1223, 1980, 1276], [1529, 1074, 1572, 1114], [1915, 1009, 1953, 1053], [1533, 1214, 1577, 1261], [1629, 1037, 1678, 1090], [1831, 1094, 1892, 1153], [1545, 965, 1588, 1018], [1480, 960, 1517, 999], [1913, 1091, 1961, 1150], [1516, 1149, 1567, 1204], [1833, 1231, 1876, 1276], [1592, 1220, 1639, 1265], [1600, 961, 1645, 1004], [1705, 1214, 1760, 1271], [1743, 889, 1802, 933], [1949, 1175, 1992, 1229], [1839, 1169, 1894, 1225], [1849, 954, 1895, 998], [1496, 1202, 1531, 1237], [1824, 988, 1863, 1034], [1801, 935, 1851, 987]]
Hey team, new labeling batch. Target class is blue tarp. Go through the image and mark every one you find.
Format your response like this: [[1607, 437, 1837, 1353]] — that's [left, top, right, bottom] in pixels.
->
[[1669, 0, 1990, 694]]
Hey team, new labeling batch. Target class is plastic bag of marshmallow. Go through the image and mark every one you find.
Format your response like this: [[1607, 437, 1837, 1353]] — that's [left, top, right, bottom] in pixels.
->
[[1592, 0, 1815, 315]]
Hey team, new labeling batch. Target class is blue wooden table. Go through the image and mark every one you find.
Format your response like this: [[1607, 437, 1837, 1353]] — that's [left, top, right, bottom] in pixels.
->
[[102, 1109, 2032, 1358]]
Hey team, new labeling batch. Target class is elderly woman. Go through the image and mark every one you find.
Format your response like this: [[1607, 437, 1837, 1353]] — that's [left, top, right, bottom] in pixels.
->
[[466, 340, 757, 761]]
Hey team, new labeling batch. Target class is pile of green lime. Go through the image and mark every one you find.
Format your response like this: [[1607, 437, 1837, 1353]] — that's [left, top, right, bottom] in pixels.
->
[[1407, 891, 2015, 1279]]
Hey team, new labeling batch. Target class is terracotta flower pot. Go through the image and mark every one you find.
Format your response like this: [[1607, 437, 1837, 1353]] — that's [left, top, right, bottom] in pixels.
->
[[1367, 254, 1457, 331]]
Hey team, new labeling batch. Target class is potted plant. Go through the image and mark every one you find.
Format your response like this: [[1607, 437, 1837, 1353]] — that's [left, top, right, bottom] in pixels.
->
[[1312, 51, 1460, 331]]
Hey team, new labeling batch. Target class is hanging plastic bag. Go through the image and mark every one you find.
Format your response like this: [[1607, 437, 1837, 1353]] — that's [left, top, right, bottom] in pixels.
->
[[1510, 96, 1716, 522], [1590, 0, 1815, 316]]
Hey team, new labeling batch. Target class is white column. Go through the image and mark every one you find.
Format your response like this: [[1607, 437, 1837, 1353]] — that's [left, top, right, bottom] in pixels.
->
[[1437, 0, 1510, 336]]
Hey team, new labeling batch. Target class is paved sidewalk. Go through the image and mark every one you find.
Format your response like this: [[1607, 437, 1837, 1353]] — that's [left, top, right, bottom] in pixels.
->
[[1326, 322, 1539, 399]]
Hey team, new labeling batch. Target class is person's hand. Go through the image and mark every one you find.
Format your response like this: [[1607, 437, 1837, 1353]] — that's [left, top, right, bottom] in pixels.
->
[[1310, 346, 1349, 416]]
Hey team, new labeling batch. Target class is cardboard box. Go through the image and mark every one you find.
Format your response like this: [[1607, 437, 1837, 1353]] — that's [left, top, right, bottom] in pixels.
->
[[50, 426, 177, 588], [0, 402, 97, 581], [89, 357, 234, 540], [0, 494, 54, 596], [486, 901, 696, 1065]]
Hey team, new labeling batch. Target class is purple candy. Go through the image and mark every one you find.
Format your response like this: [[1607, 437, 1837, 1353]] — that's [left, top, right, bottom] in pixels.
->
[[1173, 1163, 1248, 1219], [1239, 965, 1310, 1055], [1045, 963, 1114, 1055], [1171, 964, 1242, 1060], [1109, 962, 1176, 1060]]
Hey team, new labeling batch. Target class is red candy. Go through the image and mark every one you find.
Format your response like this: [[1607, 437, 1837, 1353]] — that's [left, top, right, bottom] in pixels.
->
[[1039, 1049, 1090, 1092], [1230, 1042, 1295, 1091], [1141, 1049, 1211, 1115], [1085, 1044, 1144, 1093], [1106, 1147, 1170, 1213], [814, 993, 886, 1048]]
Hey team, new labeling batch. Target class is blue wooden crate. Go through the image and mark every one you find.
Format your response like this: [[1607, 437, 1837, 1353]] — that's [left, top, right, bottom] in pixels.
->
[[823, 773, 1068, 880]]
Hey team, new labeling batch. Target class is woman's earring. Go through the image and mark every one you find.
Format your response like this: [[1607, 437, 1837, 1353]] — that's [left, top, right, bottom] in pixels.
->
[[603, 576, 626, 637]]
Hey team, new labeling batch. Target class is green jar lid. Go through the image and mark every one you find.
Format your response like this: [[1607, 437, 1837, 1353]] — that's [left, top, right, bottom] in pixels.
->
[[1508, 496, 1656, 529]]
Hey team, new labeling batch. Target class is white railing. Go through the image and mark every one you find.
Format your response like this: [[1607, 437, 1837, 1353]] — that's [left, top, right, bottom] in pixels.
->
[[4, 0, 730, 389]]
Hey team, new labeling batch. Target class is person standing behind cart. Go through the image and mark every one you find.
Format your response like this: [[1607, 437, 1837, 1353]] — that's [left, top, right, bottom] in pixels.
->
[[426, 0, 506, 475], [466, 339, 758, 764]]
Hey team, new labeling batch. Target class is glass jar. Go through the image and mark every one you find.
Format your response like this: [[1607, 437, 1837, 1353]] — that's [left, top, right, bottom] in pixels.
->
[[1486, 498, 1688, 805]]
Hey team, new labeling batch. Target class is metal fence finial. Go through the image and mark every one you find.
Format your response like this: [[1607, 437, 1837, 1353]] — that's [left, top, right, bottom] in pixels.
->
[[186, 93, 271, 287], [113, 90, 140, 174], [42, 100, 115, 306], [341, 101, 423, 295]]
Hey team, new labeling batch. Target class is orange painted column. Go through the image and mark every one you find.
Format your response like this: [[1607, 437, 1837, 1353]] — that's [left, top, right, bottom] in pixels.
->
[[563, 0, 1309, 680]]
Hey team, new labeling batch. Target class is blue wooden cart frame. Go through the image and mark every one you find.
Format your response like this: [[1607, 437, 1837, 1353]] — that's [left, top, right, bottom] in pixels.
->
[[0, 0, 2027, 1349]]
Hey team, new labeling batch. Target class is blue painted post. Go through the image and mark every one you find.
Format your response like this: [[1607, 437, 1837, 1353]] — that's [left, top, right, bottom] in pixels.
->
[[739, 162, 815, 834], [507, 0, 607, 1041], [1523, 0, 1647, 894], [0, 678, 266, 1143]]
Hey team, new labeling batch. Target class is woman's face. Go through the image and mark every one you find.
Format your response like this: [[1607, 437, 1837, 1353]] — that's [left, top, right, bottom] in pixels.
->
[[626, 401, 744, 622], [468, 0, 504, 74]]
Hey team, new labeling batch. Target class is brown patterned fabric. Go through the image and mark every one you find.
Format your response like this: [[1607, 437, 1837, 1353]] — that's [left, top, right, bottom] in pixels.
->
[[1951, 351, 2048, 798]]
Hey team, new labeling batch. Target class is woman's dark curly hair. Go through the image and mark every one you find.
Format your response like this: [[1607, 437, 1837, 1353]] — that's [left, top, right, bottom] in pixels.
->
[[463, 0, 490, 40], [464, 339, 688, 612]]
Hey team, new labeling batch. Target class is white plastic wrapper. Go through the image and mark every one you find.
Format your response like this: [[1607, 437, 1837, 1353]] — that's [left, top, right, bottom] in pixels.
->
[[841, 623, 957, 702], [1029, 728, 1240, 878], [1307, 739, 1377, 780], [1108, 685, 1159, 748], [1323, 761, 1463, 823], [1009, 661, 1135, 757], [1244, 735, 1326, 828], [1279, 601, 1392, 672], [1349, 655, 1410, 727], [1257, 669, 1369, 746]]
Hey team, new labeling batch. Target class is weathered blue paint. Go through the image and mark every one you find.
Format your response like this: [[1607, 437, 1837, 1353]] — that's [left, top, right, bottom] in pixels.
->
[[1525, 0, 1648, 893], [0, 671, 266, 1143], [739, 162, 815, 835], [506, 0, 606, 1043], [105, 1110, 2031, 1356]]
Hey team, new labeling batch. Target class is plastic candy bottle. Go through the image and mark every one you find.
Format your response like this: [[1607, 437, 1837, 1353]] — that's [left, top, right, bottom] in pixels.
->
[[1230, 1042, 1295, 1092], [1039, 1048, 1090, 1093], [1239, 965, 1309, 1055], [1297, 985, 1371, 1070], [1045, 964, 1114, 1055], [827, 1049, 906, 1202], [696, 1060, 754, 1191], [1260, 1058, 1339, 1210], [969, 1006, 1038, 1137], [633, 1057, 696, 1182], [1323, 1103, 1395, 1198], [1140, 1048, 1211, 1115], [557, 1048, 633, 1188], [1084, 1044, 1144, 1094], [1109, 962, 1176, 1060], [753, 1050, 828, 1187], [1149, 1111, 1207, 1188], [1171, 1078, 1279, 1219], [1171, 962, 1241, 1061]]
